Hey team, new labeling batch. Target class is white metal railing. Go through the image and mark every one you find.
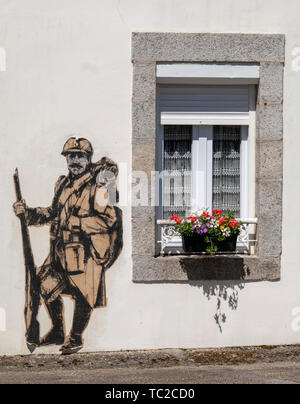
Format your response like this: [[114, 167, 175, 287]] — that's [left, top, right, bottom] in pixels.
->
[[157, 218, 258, 256]]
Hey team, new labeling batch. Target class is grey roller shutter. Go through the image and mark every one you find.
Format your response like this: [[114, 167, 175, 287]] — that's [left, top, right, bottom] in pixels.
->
[[158, 85, 250, 125]]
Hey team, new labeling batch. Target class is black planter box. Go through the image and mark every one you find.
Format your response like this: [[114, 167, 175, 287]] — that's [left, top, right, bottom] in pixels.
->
[[182, 234, 238, 254], [216, 234, 238, 253], [182, 234, 206, 253]]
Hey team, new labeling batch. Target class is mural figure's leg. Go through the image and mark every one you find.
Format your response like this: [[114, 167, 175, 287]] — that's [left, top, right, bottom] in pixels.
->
[[40, 296, 65, 346], [60, 293, 92, 355]]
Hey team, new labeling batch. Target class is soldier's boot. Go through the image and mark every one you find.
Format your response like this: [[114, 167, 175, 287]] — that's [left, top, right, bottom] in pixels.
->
[[40, 297, 65, 346], [60, 297, 92, 355]]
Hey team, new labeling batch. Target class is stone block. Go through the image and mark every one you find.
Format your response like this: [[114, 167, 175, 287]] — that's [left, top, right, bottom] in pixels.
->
[[256, 141, 283, 180], [132, 206, 156, 218], [258, 63, 284, 102], [132, 33, 285, 63], [132, 216, 156, 256], [132, 255, 281, 283], [132, 99, 156, 139], [133, 63, 156, 101], [257, 102, 283, 141], [132, 138, 155, 173], [257, 217, 282, 256], [257, 180, 283, 217], [259, 256, 281, 281]]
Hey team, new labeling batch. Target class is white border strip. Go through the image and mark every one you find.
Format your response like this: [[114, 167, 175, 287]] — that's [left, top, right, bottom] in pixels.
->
[[161, 112, 250, 126], [157, 63, 260, 80]]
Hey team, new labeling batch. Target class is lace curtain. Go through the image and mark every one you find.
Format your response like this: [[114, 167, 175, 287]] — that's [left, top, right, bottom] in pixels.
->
[[212, 126, 241, 217], [163, 126, 192, 219]]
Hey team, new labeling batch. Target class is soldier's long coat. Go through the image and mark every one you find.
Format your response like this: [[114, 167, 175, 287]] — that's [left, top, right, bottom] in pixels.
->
[[26, 158, 123, 309]]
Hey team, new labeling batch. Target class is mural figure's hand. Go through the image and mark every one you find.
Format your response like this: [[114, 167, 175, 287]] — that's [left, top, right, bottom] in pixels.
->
[[96, 170, 116, 187], [13, 199, 27, 217]]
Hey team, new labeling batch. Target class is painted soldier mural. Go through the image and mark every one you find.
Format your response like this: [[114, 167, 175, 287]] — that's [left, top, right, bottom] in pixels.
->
[[13, 137, 123, 355]]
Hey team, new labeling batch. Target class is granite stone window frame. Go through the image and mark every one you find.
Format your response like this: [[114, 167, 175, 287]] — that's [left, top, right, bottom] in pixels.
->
[[132, 33, 284, 282]]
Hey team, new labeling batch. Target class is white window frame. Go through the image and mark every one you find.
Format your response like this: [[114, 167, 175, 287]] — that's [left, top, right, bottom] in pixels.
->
[[157, 85, 257, 250], [190, 124, 249, 217]]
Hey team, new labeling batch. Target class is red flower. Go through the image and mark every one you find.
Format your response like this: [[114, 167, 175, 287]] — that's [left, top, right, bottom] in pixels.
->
[[202, 211, 210, 218], [219, 217, 227, 225], [188, 216, 197, 223], [213, 209, 223, 217], [229, 219, 239, 229], [171, 215, 183, 224]]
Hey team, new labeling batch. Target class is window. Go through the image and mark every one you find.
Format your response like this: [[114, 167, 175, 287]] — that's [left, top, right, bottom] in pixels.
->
[[132, 32, 284, 281], [157, 84, 256, 251], [161, 124, 246, 219]]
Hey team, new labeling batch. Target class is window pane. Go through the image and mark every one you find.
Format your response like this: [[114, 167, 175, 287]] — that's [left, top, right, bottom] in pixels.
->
[[213, 126, 241, 217], [163, 125, 192, 219]]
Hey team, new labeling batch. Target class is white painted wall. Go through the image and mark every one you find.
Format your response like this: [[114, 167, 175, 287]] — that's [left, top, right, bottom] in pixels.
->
[[0, 0, 300, 355]]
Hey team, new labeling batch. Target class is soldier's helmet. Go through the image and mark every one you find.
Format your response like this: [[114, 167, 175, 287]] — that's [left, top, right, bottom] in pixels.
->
[[61, 137, 94, 157]]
